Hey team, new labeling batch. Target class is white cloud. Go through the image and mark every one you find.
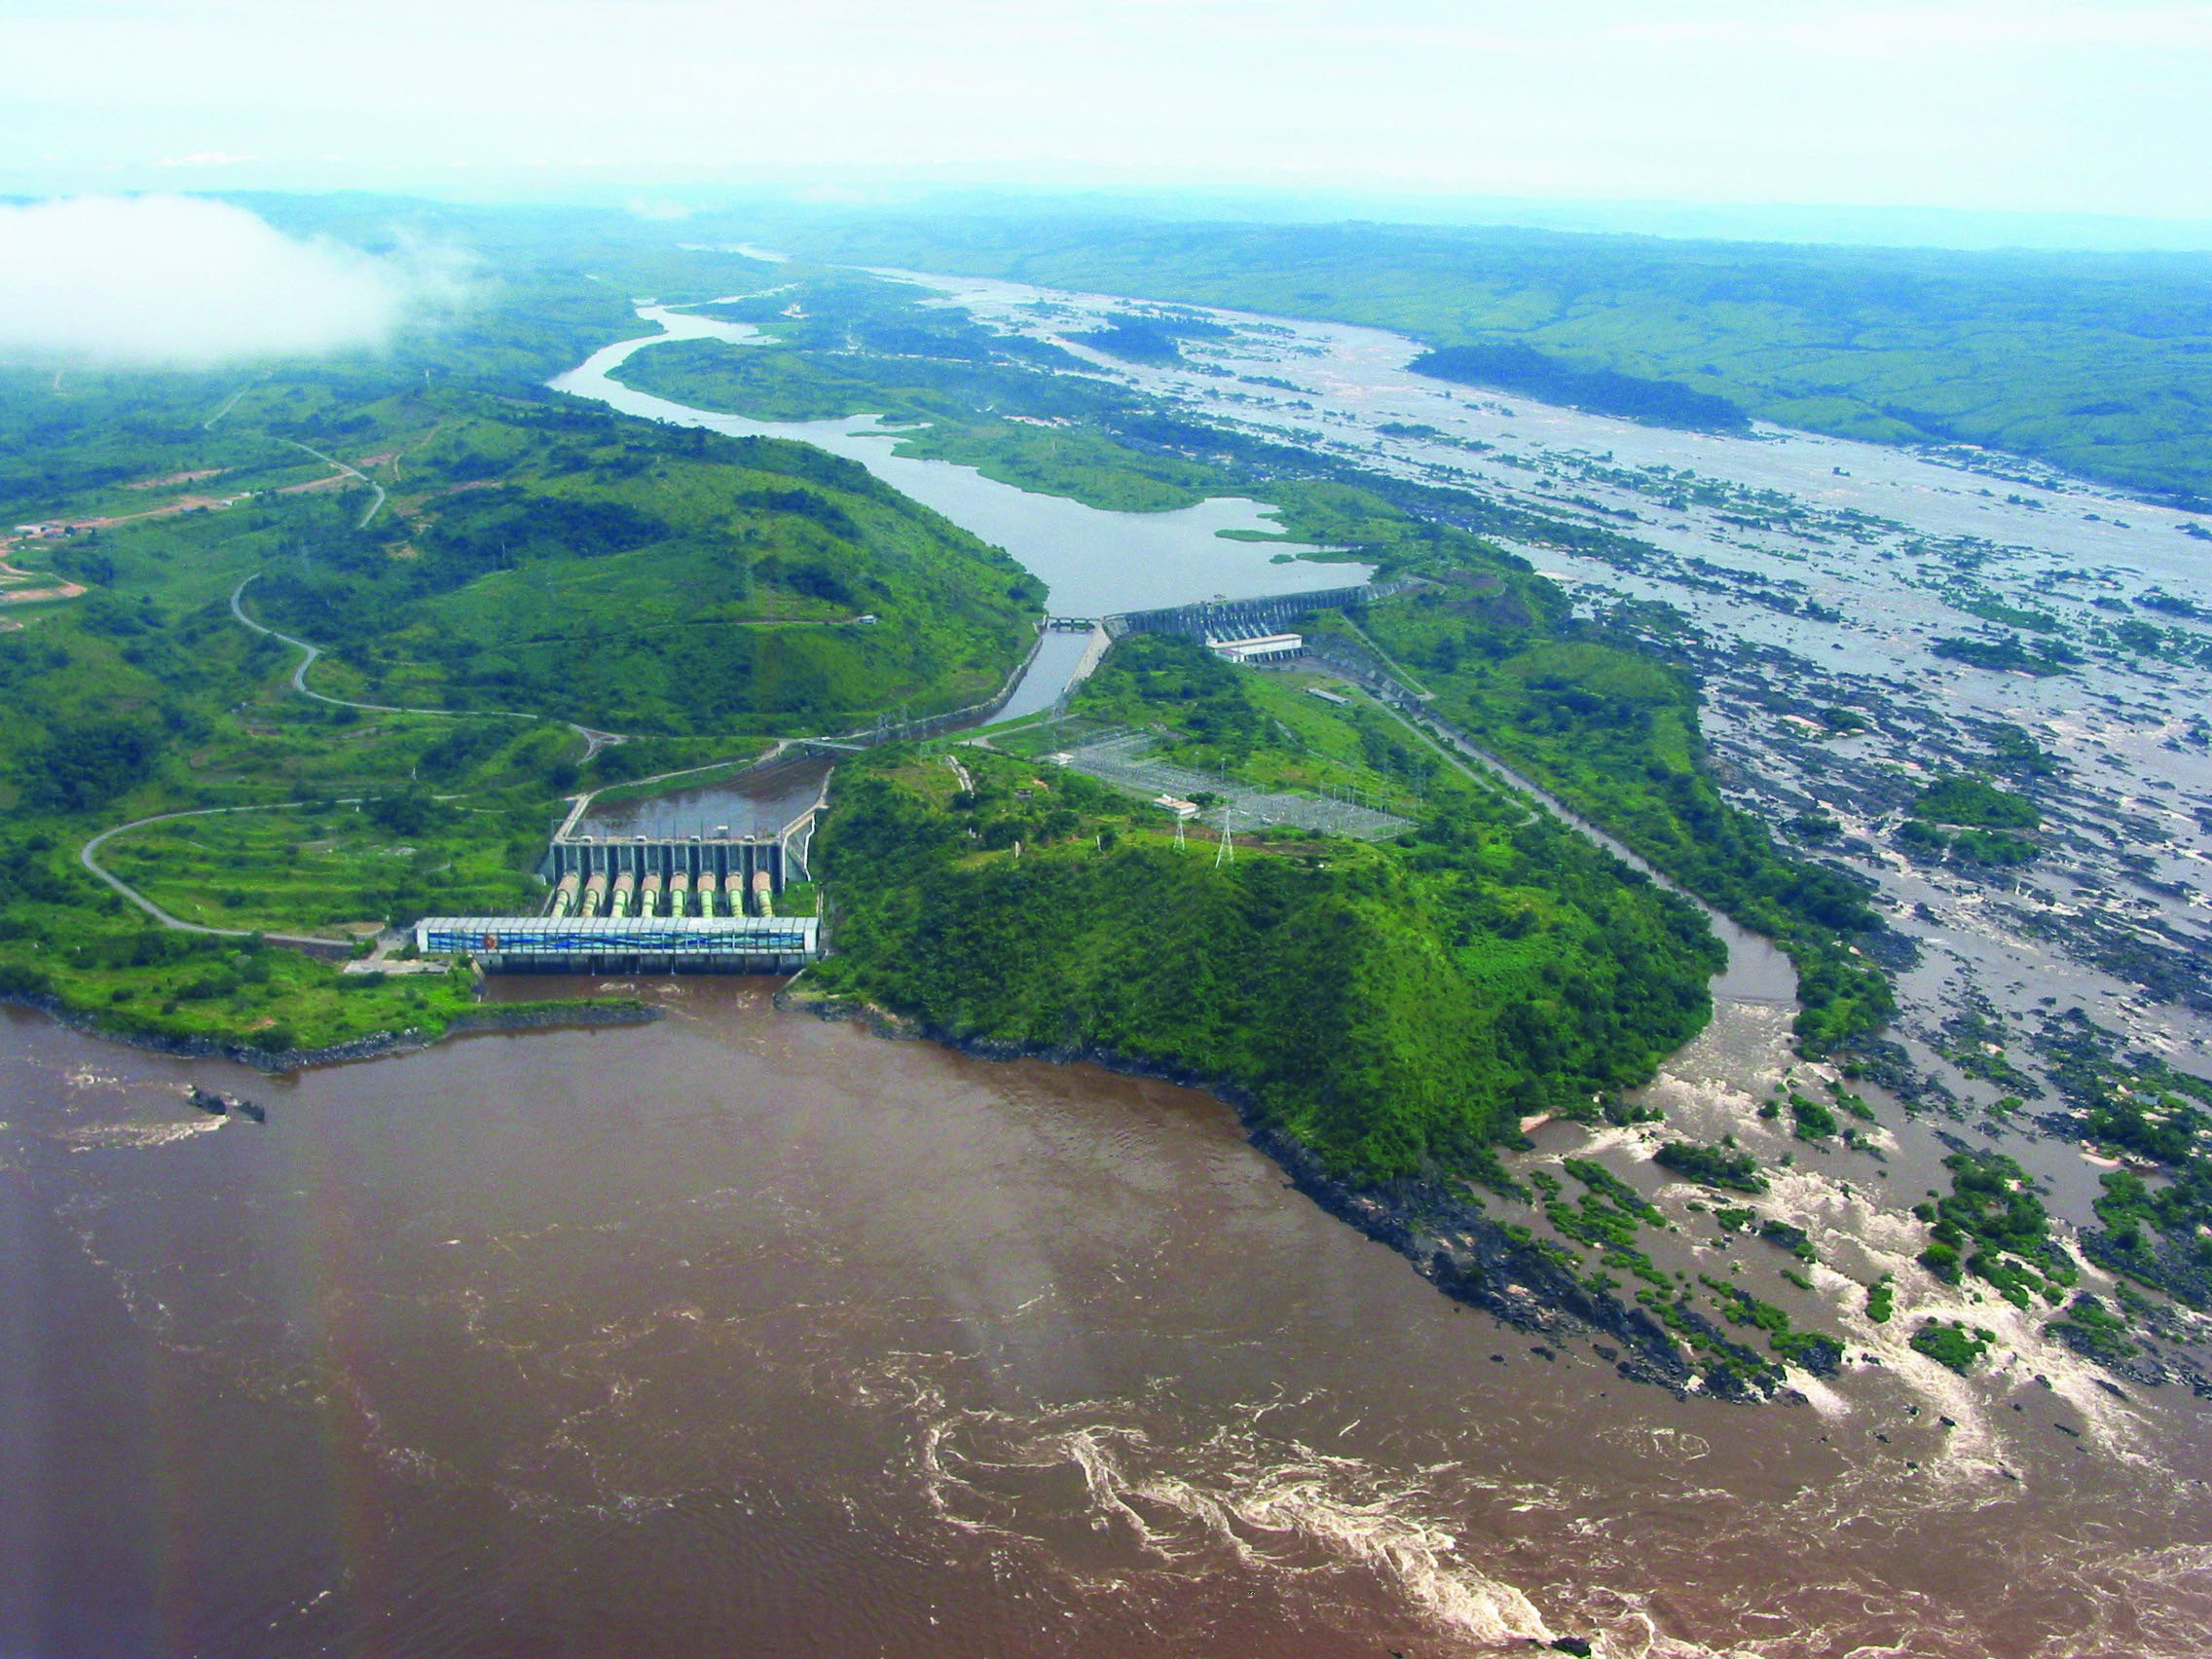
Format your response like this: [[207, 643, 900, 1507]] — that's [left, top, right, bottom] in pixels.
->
[[0, 194, 436, 365]]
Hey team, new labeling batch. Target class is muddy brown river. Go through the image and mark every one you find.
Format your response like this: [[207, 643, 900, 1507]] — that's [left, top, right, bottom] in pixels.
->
[[4, 987, 2208, 1658]]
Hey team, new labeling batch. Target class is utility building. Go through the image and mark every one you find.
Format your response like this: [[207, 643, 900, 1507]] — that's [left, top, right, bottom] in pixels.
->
[[1207, 631, 1304, 664]]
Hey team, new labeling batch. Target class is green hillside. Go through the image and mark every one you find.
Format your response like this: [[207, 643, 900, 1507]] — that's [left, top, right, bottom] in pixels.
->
[[0, 233, 1042, 1053], [809, 646, 1723, 1184]]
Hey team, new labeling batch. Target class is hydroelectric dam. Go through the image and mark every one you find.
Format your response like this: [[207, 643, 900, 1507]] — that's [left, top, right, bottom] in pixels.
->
[[416, 819, 819, 974], [413, 576, 1422, 974]]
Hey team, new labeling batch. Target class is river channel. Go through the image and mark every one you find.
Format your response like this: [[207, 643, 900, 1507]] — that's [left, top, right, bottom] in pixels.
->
[[5, 281, 2212, 1656], [6, 989, 2211, 1659]]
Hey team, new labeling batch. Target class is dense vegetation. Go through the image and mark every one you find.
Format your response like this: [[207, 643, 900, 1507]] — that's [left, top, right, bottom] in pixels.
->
[[240, 401, 1040, 734], [1898, 776, 2044, 869], [806, 639, 1723, 1184], [1409, 344, 1749, 432], [1225, 488, 1897, 1058], [1913, 775, 2041, 830], [1069, 312, 1235, 366], [2034, 1012, 2212, 1308], [755, 213, 2212, 502], [1654, 1139, 1767, 1194], [1911, 1151, 2079, 1310]]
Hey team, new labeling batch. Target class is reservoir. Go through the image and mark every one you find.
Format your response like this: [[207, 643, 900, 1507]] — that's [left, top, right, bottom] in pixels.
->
[[550, 305, 1372, 625]]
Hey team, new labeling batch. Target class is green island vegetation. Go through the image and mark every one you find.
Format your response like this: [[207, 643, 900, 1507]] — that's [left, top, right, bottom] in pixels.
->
[[1896, 819, 2041, 867], [1894, 769, 2046, 870], [758, 213, 2212, 501], [1408, 344, 1750, 432], [1504, 1162, 1844, 1391], [1698, 1274, 1844, 1373], [1910, 1152, 2080, 1309], [1546, 1161, 1839, 1388], [1548, 1157, 1665, 1249], [1789, 1091, 1841, 1141], [1983, 721, 2065, 780], [1911, 1319, 1996, 1374], [1934, 1010, 2043, 1094], [804, 633, 1724, 1183], [1914, 775, 2041, 830], [2046, 1294, 2139, 1366], [1654, 1138, 1768, 1194], [1930, 633, 2083, 677], [1069, 311, 1236, 366], [1757, 1217, 1818, 1264], [2033, 1011, 2212, 1308], [1866, 1274, 1897, 1323]]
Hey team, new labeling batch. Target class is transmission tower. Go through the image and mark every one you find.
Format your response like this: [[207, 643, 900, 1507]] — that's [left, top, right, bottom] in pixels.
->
[[1173, 812, 1186, 852], [1214, 803, 1234, 868]]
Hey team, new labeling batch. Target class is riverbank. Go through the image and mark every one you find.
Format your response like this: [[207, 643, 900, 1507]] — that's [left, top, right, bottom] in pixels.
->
[[14, 977, 2199, 1659], [0, 988, 661, 1073], [777, 973, 1791, 1402]]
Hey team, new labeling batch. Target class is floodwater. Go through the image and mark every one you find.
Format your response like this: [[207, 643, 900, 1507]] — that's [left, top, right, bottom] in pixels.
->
[[6, 991, 2211, 1659], [903, 266, 2212, 1066]]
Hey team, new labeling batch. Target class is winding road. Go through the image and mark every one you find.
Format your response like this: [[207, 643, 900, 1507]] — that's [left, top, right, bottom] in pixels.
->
[[278, 438, 387, 530], [79, 802, 363, 954], [227, 574, 623, 756], [73, 579, 629, 947]]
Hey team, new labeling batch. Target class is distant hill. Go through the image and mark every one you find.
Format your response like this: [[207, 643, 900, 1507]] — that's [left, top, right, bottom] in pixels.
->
[[1408, 342, 1749, 432]]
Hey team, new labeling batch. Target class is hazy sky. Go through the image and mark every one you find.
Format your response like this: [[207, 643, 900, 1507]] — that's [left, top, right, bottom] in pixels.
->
[[2, 0, 2209, 221]]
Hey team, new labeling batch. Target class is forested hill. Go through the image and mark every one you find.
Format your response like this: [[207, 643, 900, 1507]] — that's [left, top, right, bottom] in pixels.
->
[[745, 213, 2212, 504], [808, 646, 1725, 1185]]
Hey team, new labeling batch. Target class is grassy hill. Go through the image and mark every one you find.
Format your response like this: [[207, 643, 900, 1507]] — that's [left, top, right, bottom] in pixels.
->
[[238, 397, 1043, 734], [0, 230, 1042, 1053]]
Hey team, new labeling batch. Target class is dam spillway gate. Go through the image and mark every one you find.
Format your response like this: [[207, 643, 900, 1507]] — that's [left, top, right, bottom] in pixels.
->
[[416, 824, 821, 974], [542, 835, 794, 922]]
